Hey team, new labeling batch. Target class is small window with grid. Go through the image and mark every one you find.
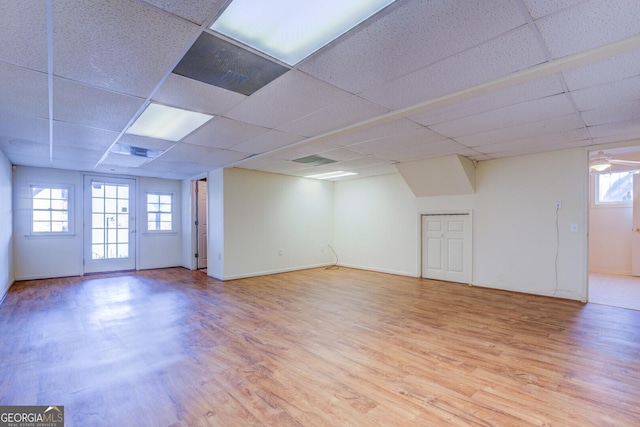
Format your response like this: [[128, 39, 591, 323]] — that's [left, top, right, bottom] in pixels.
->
[[31, 186, 71, 234], [147, 192, 173, 231]]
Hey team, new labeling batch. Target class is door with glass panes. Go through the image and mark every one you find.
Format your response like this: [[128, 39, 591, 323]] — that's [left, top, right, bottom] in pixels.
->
[[84, 176, 136, 273]]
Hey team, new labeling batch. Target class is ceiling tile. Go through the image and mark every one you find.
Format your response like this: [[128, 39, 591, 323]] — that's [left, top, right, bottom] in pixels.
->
[[53, 0, 200, 97], [536, 0, 640, 59], [153, 73, 246, 116], [570, 75, 640, 111], [53, 122, 118, 151], [273, 142, 339, 161], [299, 0, 526, 94], [0, 1, 47, 72], [319, 119, 424, 148], [522, 0, 585, 20], [429, 94, 575, 137], [160, 143, 248, 165], [563, 50, 640, 91], [117, 134, 177, 152], [236, 158, 311, 175], [141, 0, 225, 26], [277, 96, 388, 137], [348, 126, 447, 153], [361, 26, 547, 110], [410, 74, 565, 126], [232, 130, 304, 155], [0, 62, 48, 118], [0, 111, 49, 145], [53, 78, 144, 132], [224, 70, 353, 129], [455, 114, 585, 147], [357, 139, 466, 162], [588, 118, 640, 140], [183, 117, 269, 149], [474, 129, 589, 155], [581, 101, 640, 127]]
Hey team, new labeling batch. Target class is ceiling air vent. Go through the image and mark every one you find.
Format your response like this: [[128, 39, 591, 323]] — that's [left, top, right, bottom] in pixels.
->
[[292, 155, 337, 166]]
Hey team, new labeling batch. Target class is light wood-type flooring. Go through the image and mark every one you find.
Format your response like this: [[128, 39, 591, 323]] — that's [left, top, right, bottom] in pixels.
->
[[1, 267, 639, 426]]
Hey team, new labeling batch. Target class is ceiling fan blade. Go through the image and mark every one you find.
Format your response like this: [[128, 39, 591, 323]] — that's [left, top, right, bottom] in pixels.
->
[[609, 159, 640, 166]]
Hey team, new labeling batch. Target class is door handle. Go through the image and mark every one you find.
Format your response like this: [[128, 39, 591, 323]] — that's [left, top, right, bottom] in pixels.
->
[[634, 228, 640, 232]]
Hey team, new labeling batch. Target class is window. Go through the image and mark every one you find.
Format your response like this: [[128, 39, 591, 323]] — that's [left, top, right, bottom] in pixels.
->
[[595, 171, 634, 205], [147, 192, 173, 231], [31, 186, 70, 233]]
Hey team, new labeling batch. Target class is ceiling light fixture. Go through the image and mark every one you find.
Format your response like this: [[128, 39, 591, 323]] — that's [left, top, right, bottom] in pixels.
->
[[590, 162, 611, 172], [125, 103, 213, 142], [305, 171, 358, 180], [211, 0, 397, 65]]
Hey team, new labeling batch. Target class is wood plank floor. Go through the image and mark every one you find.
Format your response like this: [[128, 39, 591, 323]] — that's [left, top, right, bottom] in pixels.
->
[[1, 267, 639, 426]]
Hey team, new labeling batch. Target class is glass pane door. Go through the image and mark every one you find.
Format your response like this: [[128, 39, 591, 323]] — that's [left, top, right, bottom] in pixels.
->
[[84, 176, 136, 273]]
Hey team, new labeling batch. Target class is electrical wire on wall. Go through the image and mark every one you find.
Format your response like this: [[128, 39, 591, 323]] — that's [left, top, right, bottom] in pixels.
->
[[325, 244, 339, 270]]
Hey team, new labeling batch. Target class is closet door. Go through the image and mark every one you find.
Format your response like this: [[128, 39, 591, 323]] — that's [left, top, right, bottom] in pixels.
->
[[421, 214, 471, 284]]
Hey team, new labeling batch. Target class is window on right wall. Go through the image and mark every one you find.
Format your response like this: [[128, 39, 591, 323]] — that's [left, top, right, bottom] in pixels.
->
[[595, 171, 634, 205]]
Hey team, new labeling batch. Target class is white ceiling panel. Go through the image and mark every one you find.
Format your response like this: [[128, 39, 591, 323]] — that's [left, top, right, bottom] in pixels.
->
[[139, 159, 215, 178], [152, 73, 246, 116], [522, 0, 586, 20], [588, 118, 640, 140], [53, 0, 200, 97], [581, 101, 640, 127], [231, 130, 304, 155], [358, 139, 466, 162], [429, 94, 575, 137], [277, 96, 388, 137], [562, 50, 640, 91], [455, 114, 585, 148], [160, 143, 248, 166], [315, 148, 369, 162], [318, 119, 424, 148], [53, 78, 144, 132], [117, 134, 177, 152], [273, 142, 340, 161], [475, 128, 589, 155], [0, 112, 49, 145], [0, 63, 48, 118], [141, 0, 225, 26], [224, 70, 353, 129], [53, 122, 119, 151], [361, 26, 547, 110], [570, 75, 640, 111], [536, 0, 640, 59], [53, 146, 107, 163], [299, 0, 526, 94], [410, 74, 565, 127], [0, 1, 47, 72], [183, 117, 269, 149], [237, 158, 310, 175], [348, 126, 447, 153]]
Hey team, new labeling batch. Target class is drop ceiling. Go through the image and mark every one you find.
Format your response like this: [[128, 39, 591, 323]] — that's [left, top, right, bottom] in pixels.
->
[[1, 0, 640, 181]]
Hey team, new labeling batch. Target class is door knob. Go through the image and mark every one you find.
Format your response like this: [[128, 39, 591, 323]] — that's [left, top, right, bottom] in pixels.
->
[[634, 228, 640, 232]]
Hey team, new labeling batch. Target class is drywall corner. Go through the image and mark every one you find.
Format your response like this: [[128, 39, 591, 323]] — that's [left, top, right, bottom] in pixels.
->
[[395, 154, 476, 197]]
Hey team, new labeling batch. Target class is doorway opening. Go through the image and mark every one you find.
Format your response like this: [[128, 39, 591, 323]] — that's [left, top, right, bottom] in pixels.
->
[[194, 178, 208, 271], [587, 146, 640, 311]]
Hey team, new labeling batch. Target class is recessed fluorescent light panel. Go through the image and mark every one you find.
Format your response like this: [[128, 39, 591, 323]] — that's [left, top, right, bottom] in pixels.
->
[[125, 103, 213, 142], [305, 171, 358, 180], [211, 0, 397, 65]]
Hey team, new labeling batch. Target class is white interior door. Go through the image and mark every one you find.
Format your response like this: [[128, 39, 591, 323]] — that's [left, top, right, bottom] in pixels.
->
[[196, 179, 208, 269], [632, 174, 640, 276], [84, 176, 136, 273], [422, 214, 472, 283]]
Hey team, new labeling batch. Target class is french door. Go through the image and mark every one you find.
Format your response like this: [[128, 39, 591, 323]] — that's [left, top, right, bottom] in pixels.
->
[[84, 176, 136, 273]]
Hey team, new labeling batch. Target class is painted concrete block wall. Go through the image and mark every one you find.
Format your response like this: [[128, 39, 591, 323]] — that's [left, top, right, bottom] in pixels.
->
[[0, 150, 13, 299]]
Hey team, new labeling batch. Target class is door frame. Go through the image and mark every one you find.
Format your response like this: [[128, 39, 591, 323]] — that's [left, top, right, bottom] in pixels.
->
[[83, 174, 138, 274], [419, 210, 473, 284]]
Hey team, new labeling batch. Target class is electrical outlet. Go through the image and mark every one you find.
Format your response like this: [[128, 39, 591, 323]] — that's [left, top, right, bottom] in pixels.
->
[[555, 200, 562, 210], [278, 248, 283, 256]]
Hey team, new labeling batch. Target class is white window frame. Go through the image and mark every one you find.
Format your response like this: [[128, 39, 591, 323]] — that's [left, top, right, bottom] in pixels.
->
[[146, 192, 174, 233], [592, 171, 635, 208], [30, 184, 73, 236]]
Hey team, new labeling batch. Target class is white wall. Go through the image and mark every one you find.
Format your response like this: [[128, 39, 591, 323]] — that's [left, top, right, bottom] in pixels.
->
[[13, 167, 182, 280], [334, 148, 588, 301], [138, 177, 182, 270], [180, 179, 194, 270], [0, 150, 13, 300], [212, 168, 334, 280], [13, 166, 84, 279], [207, 168, 224, 279]]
